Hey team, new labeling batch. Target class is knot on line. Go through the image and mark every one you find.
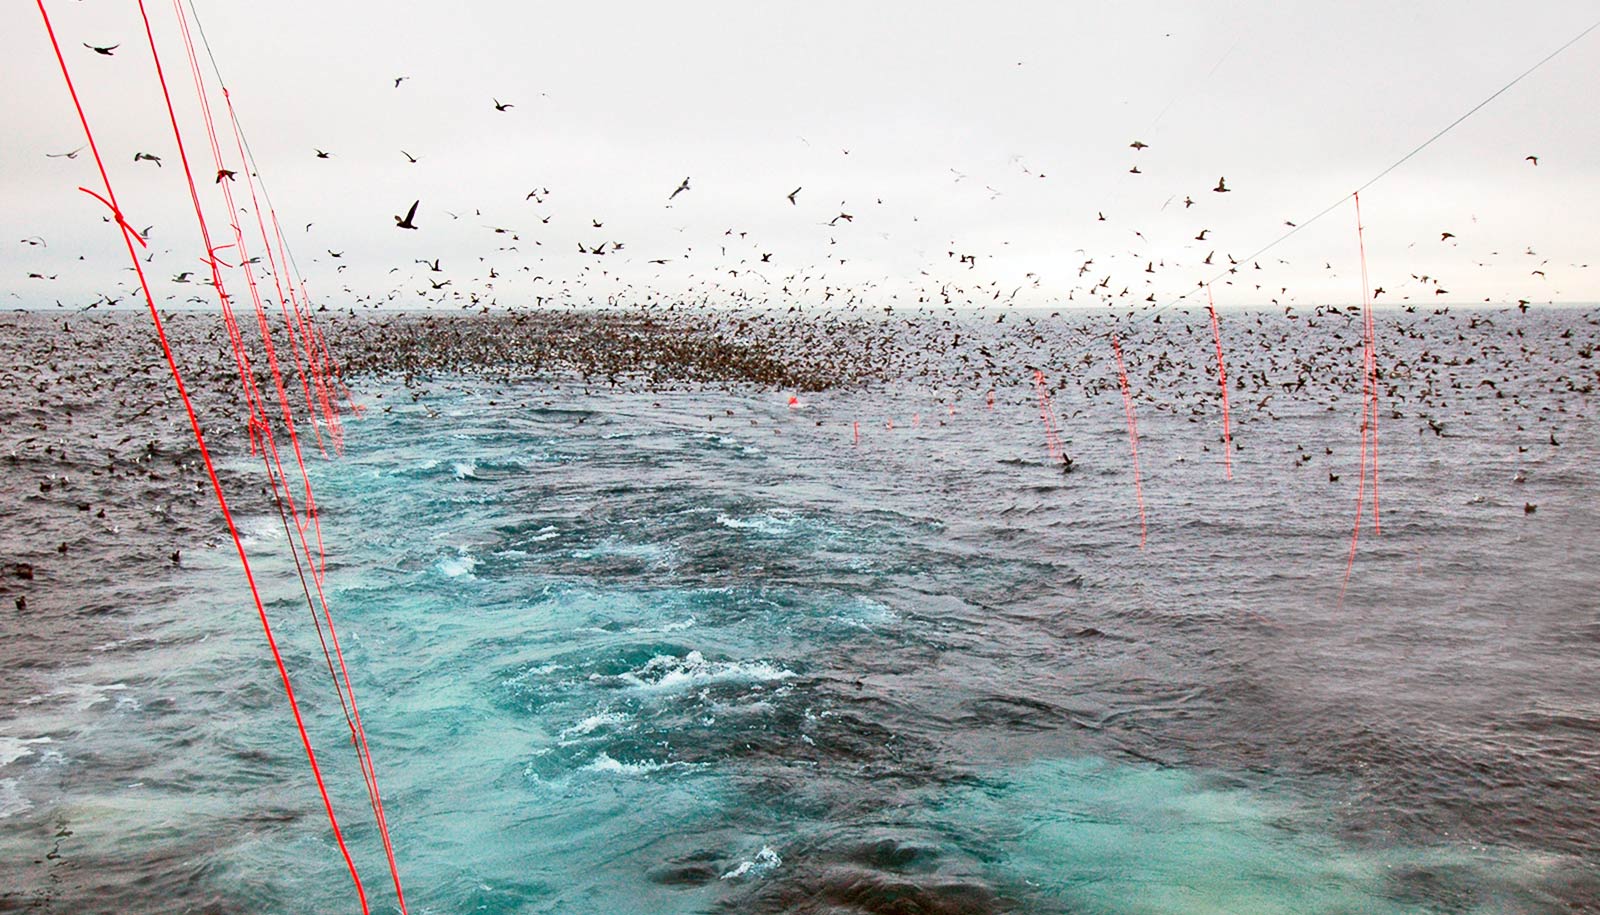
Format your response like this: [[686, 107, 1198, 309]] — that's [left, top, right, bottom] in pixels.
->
[[78, 187, 147, 248], [207, 244, 237, 269]]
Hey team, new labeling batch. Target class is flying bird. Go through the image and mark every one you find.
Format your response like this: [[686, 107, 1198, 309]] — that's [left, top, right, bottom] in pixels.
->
[[668, 176, 691, 200], [1525, 155, 1538, 165], [1213, 176, 1230, 193], [1130, 140, 1148, 150], [393, 76, 408, 88], [493, 98, 513, 111], [84, 43, 118, 56], [215, 168, 237, 183], [787, 187, 801, 205], [401, 150, 417, 163], [133, 152, 162, 166], [314, 149, 331, 159], [395, 199, 419, 230], [46, 146, 85, 159]]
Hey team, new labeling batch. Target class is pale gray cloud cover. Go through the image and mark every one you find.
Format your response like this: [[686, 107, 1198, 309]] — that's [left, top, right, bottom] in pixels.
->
[[4, 1, 1597, 310]]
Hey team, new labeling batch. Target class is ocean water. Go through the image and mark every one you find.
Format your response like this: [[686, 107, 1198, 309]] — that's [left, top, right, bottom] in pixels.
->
[[2, 307, 1598, 913]]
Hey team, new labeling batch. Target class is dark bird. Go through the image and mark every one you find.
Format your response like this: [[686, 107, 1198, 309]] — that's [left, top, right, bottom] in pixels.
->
[[787, 187, 801, 205], [133, 152, 162, 166], [394, 76, 408, 88], [668, 176, 691, 200], [401, 150, 417, 163], [215, 168, 236, 183], [1525, 155, 1538, 165], [493, 98, 513, 111], [1195, 228, 1210, 240], [1440, 231, 1455, 240], [395, 199, 419, 230], [1129, 165, 1141, 174], [1524, 503, 1537, 514], [1130, 140, 1148, 150], [84, 43, 119, 56], [1213, 176, 1230, 193], [314, 149, 331, 159]]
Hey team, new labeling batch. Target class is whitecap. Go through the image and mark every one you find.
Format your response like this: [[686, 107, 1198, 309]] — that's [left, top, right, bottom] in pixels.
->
[[0, 735, 52, 769], [559, 711, 630, 741], [721, 845, 782, 880], [437, 552, 478, 578], [583, 751, 677, 776], [715, 513, 797, 536], [620, 650, 794, 692]]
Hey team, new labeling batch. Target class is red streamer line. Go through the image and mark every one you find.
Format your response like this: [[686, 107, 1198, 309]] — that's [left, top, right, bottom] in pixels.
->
[[1205, 285, 1233, 481], [159, 2, 407, 905], [40, 2, 373, 910], [1342, 192, 1382, 601], [1111, 334, 1148, 549], [1034, 369, 1062, 463]]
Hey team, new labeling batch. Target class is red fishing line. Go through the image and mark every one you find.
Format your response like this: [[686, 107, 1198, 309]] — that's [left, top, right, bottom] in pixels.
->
[[43, 3, 376, 910], [1111, 334, 1147, 549], [1205, 285, 1233, 481]]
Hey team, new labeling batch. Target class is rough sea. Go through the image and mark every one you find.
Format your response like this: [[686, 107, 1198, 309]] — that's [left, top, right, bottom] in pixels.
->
[[2, 305, 1597, 913]]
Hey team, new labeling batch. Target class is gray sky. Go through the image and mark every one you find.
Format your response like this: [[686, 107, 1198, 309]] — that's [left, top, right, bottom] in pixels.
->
[[5, 1, 1598, 311]]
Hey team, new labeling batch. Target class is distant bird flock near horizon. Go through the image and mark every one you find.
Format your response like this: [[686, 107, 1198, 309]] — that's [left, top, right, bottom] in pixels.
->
[[10, 19, 1594, 340], [7, 9, 1600, 914]]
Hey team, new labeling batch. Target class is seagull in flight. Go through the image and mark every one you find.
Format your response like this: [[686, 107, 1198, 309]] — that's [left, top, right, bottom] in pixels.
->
[[668, 176, 691, 201], [83, 43, 119, 56], [493, 98, 513, 111], [787, 186, 801, 205], [395, 200, 419, 230]]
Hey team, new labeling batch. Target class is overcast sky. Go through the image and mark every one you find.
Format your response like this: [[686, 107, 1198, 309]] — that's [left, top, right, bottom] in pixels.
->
[[4, 1, 1598, 312]]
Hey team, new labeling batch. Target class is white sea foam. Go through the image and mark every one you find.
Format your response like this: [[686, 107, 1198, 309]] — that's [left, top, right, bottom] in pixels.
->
[[438, 552, 478, 578], [583, 751, 673, 776], [715, 513, 797, 536], [721, 846, 782, 880], [452, 460, 477, 479], [559, 711, 630, 741], [621, 650, 794, 692], [0, 735, 52, 769], [0, 778, 30, 819]]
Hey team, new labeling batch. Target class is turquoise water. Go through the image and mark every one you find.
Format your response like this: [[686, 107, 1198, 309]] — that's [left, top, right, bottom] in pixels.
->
[[5, 317, 1598, 913]]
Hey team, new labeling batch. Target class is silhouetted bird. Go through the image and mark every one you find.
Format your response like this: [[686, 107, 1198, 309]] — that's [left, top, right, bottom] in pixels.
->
[[395, 200, 419, 230]]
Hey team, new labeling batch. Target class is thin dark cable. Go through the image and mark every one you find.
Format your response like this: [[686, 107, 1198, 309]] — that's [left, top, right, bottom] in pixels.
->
[[1137, 13, 1600, 324], [183, 0, 319, 311]]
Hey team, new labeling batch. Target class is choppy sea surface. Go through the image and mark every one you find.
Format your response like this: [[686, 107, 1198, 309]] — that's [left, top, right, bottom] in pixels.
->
[[2, 307, 1598, 913]]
